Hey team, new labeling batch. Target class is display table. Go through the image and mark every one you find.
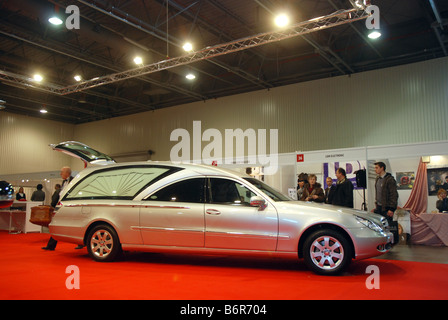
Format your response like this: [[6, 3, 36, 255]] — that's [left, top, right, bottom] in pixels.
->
[[411, 213, 448, 246], [0, 201, 43, 233]]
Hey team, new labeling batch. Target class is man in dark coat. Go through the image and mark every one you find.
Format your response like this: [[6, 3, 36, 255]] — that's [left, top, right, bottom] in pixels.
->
[[42, 167, 74, 250], [331, 168, 354, 208], [373, 161, 399, 244]]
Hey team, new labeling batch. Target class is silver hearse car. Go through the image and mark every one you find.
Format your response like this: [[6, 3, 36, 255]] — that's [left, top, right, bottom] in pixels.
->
[[49, 141, 393, 275]]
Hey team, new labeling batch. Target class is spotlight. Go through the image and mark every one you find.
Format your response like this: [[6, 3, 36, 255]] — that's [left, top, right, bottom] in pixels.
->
[[368, 31, 381, 39], [274, 14, 289, 28], [49, 16, 63, 25], [33, 74, 43, 82], [40, 109, 48, 114], [74, 75, 82, 82], [183, 42, 193, 52], [186, 73, 196, 80], [133, 56, 143, 65]]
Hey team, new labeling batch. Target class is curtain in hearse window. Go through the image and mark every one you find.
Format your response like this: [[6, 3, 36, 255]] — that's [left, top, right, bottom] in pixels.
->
[[64, 166, 180, 200]]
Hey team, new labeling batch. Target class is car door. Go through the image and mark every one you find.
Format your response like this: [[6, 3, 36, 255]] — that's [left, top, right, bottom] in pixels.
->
[[139, 178, 206, 247], [205, 177, 278, 251]]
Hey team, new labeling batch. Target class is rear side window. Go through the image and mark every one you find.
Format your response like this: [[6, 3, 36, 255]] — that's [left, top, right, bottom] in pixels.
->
[[146, 178, 205, 203], [64, 166, 180, 200]]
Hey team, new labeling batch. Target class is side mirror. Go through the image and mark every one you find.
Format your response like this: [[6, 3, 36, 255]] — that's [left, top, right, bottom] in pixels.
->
[[250, 196, 267, 211]]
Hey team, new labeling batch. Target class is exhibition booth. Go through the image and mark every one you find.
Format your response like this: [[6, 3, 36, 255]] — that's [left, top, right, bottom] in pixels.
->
[[294, 141, 448, 247]]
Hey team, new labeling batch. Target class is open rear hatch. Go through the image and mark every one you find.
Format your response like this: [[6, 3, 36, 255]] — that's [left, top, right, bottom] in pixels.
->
[[50, 141, 115, 167]]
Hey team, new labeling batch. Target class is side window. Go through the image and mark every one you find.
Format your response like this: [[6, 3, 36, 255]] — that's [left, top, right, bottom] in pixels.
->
[[147, 178, 205, 203], [209, 178, 256, 205], [64, 166, 178, 200]]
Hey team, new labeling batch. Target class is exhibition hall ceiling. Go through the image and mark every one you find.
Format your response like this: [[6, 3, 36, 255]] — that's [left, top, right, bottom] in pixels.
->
[[0, 0, 447, 124]]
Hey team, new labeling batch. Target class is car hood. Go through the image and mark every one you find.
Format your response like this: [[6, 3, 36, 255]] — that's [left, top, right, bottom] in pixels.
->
[[274, 200, 386, 228]]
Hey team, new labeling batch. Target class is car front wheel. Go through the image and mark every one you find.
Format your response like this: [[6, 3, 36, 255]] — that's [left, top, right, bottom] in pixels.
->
[[303, 229, 352, 275], [87, 224, 122, 262]]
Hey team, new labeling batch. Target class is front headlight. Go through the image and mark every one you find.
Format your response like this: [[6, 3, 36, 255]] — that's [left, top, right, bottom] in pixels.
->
[[355, 216, 384, 233]]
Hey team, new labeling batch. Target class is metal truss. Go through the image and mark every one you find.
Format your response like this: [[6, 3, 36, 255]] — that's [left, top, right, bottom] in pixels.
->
[[0, 7, 371, 96]]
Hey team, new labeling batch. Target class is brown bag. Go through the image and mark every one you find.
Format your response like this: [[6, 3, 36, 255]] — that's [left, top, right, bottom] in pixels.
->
[[30, 205, 54, 227]]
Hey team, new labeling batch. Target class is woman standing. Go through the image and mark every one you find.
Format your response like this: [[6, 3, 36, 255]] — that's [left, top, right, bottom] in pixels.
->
[[304, 174, 325, 203]]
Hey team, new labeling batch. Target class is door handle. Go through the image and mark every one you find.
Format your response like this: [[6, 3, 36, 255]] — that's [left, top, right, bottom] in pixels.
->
[[206, 209, 221, 215]]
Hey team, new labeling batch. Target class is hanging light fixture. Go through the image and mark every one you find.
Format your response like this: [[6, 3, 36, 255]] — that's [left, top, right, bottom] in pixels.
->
[[48, 4, 63, 25], [182, 42, 193, 52], [33, 74, 43, 82], [368, 31, 381, 39], [274, 14, 290, 28], [133, 56, 143, 65], [48, 16, 63, 25]]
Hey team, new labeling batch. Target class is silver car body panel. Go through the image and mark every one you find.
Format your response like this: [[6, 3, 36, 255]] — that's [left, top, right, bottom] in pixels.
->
[[50, 161, 392, 261]]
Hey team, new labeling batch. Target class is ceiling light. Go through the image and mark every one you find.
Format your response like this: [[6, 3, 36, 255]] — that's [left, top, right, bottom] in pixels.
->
[[133, 56, 143, 65], [368, 31, 382, 39], [186, 73, 196, 80], [183, 42, 193, 52], [274, 14, 289, 28], [33, 74, 43, 82], [74, 75, 82, 82], [40, 109, 48, 114], [48, 16, 63, 25]]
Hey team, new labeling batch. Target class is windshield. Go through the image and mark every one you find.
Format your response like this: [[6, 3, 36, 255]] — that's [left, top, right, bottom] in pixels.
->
[[243, 177, 291, 201]]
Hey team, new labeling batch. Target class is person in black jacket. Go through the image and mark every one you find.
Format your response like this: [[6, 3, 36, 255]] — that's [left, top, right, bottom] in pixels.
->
[[331, 168, 354, 208], [436, 188, 448, 212], [373, 162, 398, 217], [324, 177, 336, 204], [16, 187, 26, 201], [42, 167, 74, 251], [373, 161, 399, 244], [50, 184, 61, 208], [31, 184, 45, 202]]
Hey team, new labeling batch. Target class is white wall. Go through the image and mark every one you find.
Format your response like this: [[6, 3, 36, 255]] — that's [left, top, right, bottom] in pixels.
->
[[71, 57, 448, 165], [1, 57, 448, 183], [0, 112, 75, 175]]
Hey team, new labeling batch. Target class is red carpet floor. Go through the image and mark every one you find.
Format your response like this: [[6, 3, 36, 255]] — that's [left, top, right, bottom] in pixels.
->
[[0, 231, 447, 300]]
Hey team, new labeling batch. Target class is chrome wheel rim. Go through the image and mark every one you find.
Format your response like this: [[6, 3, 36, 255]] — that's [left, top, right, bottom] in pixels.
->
[[309, 236, 344, 270], [90, 229, 113, 258]]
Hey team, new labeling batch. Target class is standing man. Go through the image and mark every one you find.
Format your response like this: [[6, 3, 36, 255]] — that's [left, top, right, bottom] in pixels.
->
[[332, 168, 354, 208], [324, 177, 336, 204], [373, 161, 399, 244], [42, 166, 74, 250]]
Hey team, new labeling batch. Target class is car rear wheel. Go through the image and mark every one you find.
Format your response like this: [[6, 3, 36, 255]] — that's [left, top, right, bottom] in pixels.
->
[[87, 224, 121, 262], [303, 229, 352, 275]]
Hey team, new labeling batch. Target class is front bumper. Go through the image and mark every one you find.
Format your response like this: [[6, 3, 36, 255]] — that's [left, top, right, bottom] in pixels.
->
[[351, 228, 394, 260]]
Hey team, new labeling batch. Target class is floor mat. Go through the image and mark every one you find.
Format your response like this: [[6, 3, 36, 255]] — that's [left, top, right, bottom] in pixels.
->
[[1, 232, 447, 300]]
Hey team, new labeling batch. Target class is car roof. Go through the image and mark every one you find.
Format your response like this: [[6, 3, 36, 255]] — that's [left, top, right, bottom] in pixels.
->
[[78, 160, 249, 180]]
